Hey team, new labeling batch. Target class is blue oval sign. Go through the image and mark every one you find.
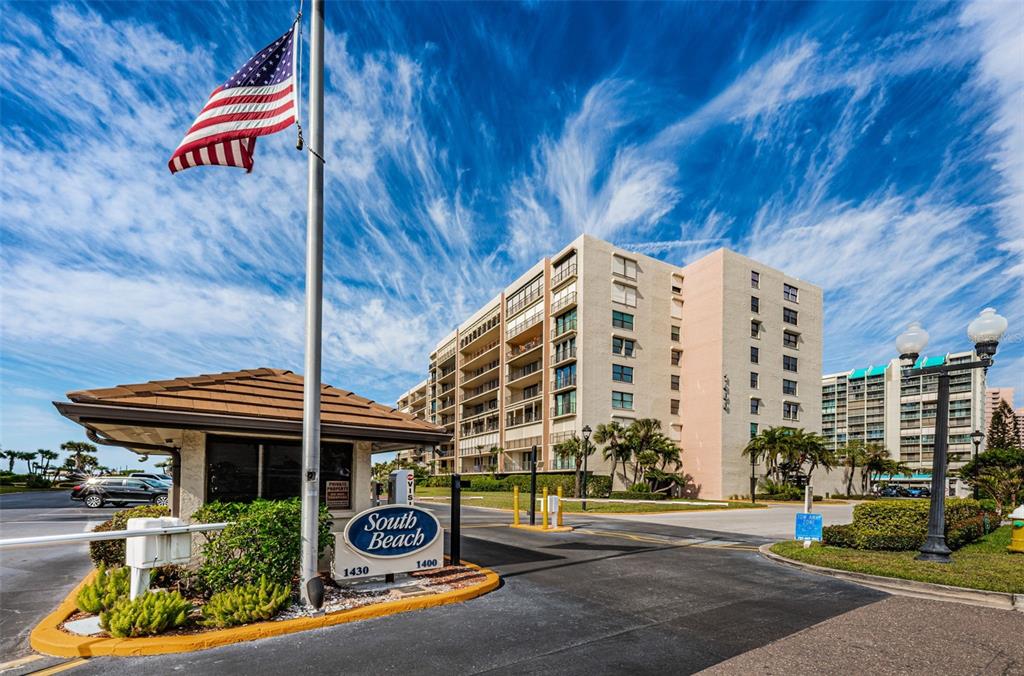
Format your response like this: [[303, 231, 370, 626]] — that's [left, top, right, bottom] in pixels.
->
[[343, 505, 441, 559]]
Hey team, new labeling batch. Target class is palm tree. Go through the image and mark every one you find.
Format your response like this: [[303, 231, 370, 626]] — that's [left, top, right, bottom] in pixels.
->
[[36, 449, 60, 476], [839, 439, 867, 495], [13, 451, 38, 474], [623, 419, 668, 485], [792, 430, 834, 485], [61, 441, 98, 472], [594, 422, 629, 486], [742, 427, 792, 481], [860, 443, 892, 494], [0, 449, 13, 473], [554, 435, 594, 498]]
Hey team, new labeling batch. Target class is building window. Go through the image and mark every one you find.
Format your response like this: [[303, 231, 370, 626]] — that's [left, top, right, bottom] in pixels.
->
[[612, 336, 635, 356], [751, 296, 759, 313], [750, 372, 759, 389], [555, 364, 577, 389], [613, 255, 638, 280], [555, 308, 577, 335], [750, 346, 759, 364], [751, 320, 761, 338], [671, 399, 680, 415], [783, 401, 800, 420], [783, 355, 798, 372], [554, 390, 576, 416], [612, 310, 634, 330], [671, 284, 682, 294], [751, 271, 760, 289], [612, 282, 637, 307], [783, 307, 798, 325], [783, 330, 799, 348], [671, 325, 680, 342], [783, 379, 798, 395], [784, 283, 799, 302], [750, 398, 761, 415], [612, 391, 634, 410], [750, 422, 759, 439], [671, 374, 680, 390], [671, 349, 681, 366], [612, 364, 634, 383], [555, 337, 576, 362]]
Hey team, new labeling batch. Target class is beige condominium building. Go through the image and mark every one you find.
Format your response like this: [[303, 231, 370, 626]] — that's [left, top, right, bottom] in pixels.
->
[[393, 379, 430, 466], [399, 234, 822, 500], [984, 386, 1015, 431], [822, 352, 987, 489]]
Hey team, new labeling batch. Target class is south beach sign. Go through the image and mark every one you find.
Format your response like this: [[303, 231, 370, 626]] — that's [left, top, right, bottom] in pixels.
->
[[334, 504, 444, 580]]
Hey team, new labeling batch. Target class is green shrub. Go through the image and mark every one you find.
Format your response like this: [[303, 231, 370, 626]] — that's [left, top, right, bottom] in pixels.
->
[[828, 498, 998, 551], [76, 565, 131, 613], [822, 524, 856, 548], [100, 591, 191, 638], [504, 473, 578, 495], [192, 499, 332, 596], [424, 475, 452, 488], [585, 475, 612, 498], [469, 477, 509, 491], [25, 474, 52, 488], [200, 575, 292, 628], [89, 505, 170, 568], [609, 491, 667, 501]]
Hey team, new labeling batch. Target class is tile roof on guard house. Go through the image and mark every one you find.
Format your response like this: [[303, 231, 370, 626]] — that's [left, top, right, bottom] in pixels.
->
[[54, 368, 449, 523]]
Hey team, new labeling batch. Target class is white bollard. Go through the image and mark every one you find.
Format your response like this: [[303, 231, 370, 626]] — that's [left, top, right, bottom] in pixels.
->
[[803, 485, 813, 548]]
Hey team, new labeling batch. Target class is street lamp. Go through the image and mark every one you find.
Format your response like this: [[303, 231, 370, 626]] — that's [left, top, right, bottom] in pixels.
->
[[581, 425, 592, 511], [895, 308, 1008, 564], [750, 452, 757, 504], [970, 430, 984, 500]]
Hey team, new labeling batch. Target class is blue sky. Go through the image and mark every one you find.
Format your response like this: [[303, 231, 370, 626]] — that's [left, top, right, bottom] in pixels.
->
[[2, 1, 1022, 470]]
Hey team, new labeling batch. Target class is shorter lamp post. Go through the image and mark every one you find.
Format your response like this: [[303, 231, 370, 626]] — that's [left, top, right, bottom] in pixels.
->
[[581, 425, 592, 511], [895, 308, 1008, 564], [970, 430, 984, 500], [750, 453, 757, 504]]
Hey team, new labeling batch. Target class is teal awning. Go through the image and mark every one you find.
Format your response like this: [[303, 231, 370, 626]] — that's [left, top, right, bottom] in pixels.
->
[[849, 368, 868, 380], [914, 355, 945, 368], [866, 365, 887, 377]]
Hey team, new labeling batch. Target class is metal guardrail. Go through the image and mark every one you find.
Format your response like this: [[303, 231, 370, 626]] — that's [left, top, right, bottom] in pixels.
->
[[0, 522, 231, 549]]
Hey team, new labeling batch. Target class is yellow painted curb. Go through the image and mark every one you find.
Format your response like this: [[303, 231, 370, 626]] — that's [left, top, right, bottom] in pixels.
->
[[509, 524, 574, 533], [31, 562, 500, 658]]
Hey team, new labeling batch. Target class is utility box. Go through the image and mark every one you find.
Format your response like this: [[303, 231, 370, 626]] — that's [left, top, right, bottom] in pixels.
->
[[388, 469, 415, 505], [547, 494, 559, 516], [125, 517, 190, 568]]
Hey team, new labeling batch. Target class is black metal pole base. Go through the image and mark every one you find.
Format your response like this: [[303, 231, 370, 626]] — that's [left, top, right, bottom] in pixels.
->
[[916, 536, 952, 564]]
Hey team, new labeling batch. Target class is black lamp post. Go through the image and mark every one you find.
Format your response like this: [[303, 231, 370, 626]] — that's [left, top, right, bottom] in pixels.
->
[[969, 430, 983, 500], [750, 453, 757, 504], [581, 425, 592, 511], [895, 308, 1007, 564]]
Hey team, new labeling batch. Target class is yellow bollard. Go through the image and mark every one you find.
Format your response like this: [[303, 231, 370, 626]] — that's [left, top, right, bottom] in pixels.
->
[[513, 486, 520, 526], [557, 486, 564, 527], [542, 486, 549, 529]]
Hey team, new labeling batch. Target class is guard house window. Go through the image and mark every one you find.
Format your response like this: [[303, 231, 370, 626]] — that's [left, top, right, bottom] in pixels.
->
[[783, 379, 798, 396], [612, 364, 634, 383], [671, 325, 680, 342], [612, 310, 634, 330], [751, 271, 760, 289], [783, 307, 798, 325], [783, 401, 800, 420], [751, 320, 761, 338], [671, 399, 680, 415], [612, 391, 634, 410], [671, 374, 680, 390], [612, 281, 637, 307], [784, 283, 799, 302], [671, 349, 681, 366], [750, 372, 759, 389], [751, 296, 760, 313], [612, 336, 635, 356], [613, 255, 638, 280], [750, 398, 761, 415], [783, 331, 799, 348], [206, 436, 353, 507], [750, 346, 759, 364], [784, 355, 798, 372]]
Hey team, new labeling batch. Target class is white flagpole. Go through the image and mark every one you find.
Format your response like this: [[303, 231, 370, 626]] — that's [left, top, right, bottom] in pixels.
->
[[300, 0, 325, 608]]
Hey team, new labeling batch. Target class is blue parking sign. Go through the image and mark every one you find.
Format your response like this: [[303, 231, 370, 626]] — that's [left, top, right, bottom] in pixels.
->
[[795, 513, 823, 541]]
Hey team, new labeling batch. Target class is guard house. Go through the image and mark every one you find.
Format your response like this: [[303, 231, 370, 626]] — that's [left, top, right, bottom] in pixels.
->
[[53, 369, 450, 522]]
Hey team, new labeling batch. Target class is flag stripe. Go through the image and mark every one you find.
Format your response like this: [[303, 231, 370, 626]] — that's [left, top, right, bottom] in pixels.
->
[[187, 99, 296, 135], [172, 113, 296, 159], [200, 83, 295, 115]]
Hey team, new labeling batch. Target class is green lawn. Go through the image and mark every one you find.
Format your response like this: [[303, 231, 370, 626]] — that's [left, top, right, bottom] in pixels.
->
[[0, 485, 64, 494], [415, 487, 762, 513], [771, 526, 1023, 594]]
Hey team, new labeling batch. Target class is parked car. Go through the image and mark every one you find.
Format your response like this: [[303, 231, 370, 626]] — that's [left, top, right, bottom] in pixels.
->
[[71, 476, 169, 508], [878, 485, 910, 498], [129, 472, 172, 483], [906, 486, 931, 498]]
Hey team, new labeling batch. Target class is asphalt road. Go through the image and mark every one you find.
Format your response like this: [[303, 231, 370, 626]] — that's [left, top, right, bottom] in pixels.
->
[[72, 505, 888, 675], [0, 491, 115, 660]]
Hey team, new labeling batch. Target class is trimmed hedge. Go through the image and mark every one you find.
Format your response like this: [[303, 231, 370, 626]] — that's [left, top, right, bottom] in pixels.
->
[[422, 473, 612, 497], [822, 498, 999, 551], [609, 491, 667, 501]]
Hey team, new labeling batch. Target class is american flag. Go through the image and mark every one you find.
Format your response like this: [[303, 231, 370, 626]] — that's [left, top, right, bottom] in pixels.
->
[[169, 25, 298, 174]]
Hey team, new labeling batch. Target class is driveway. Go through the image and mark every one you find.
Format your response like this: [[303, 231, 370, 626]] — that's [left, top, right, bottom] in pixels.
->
[[0, 491, 114, 661]]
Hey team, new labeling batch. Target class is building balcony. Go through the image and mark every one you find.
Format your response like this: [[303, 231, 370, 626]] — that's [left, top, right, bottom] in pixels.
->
[[505, 435, 544, 451], [506, 411, 543, 429], [550, 291, 577, 315], [551, 321, 578, 340], [461, 340, 501, 371], [551, 375, 577, 392], [508, 359, 543, 384], [507, 388, 543, 405], [551, 263, 577, 289], [551, 404, 577, 419], [552, 347, 577, 366], [460, 360, 500, 386], [506, 288, 544, 319], [507, 338, 543, 365], [506, 307, 544, 341]]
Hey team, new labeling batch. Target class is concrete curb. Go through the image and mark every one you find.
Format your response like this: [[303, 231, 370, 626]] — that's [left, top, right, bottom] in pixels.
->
[[30, 562, 501, 657], [509, 524, 574, 533], [759, 543, 1023, 612]]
